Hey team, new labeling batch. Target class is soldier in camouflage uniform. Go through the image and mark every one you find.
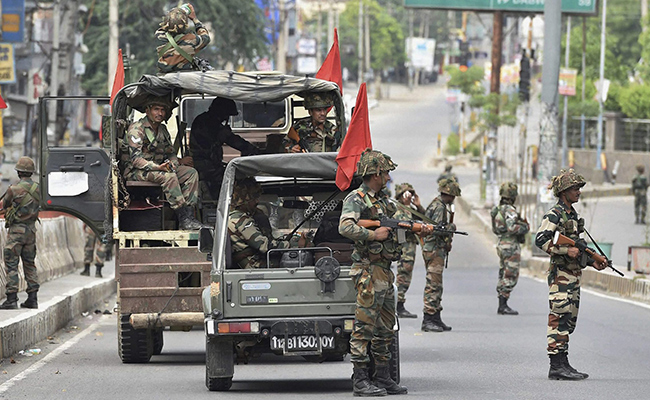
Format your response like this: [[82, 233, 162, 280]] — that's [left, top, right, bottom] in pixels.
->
[[124, 96, 203, 230], [535, 169, 607, 380], [0, 157, 41, 310], [228, 178, 296, 269], [491, 182, 529, 315], [156, 4, 211, 73], [420, 178, 460, 333], [285, 92, 340, 153], [81, 224, 109, 278], [436, 164, 458, 183], [631, 165, 648, 224], [393, 183, 425, 319], [338, 149, 408, 397]]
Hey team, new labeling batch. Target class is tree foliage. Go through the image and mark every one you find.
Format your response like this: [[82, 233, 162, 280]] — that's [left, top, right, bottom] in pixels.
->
[[445, 65, 484, 96], [619, 85, 650, 119], [80, 0, 268, 95]]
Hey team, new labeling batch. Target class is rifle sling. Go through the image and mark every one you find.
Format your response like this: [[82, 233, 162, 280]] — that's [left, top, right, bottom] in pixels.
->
[[163, 32, 194, 64]]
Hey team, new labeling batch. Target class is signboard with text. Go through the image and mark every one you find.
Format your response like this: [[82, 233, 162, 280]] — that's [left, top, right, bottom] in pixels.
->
[[404, 0, 598, 15], [559, 68, 577, 96], [0, 44, 16, 83], [1, 0, 26, 42]]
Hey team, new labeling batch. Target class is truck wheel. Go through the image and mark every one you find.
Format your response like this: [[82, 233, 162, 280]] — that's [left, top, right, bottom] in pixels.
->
[[118, 314, 153, 363], [205, 336, 234, 391], [152, 328, 164, 355], [368, 331, 400, 383]]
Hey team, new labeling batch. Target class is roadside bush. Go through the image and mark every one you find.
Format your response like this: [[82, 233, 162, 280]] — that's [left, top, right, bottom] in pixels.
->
[[445, 133, 460, 156]]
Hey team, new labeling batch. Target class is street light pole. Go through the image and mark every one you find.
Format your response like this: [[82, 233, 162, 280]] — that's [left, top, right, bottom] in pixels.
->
[[561, 16, 571, 168], [596, 0, 607, 170]]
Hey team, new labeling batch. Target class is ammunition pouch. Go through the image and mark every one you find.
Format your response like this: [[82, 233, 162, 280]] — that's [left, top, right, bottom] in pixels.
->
[[367, 239, 401, 263]]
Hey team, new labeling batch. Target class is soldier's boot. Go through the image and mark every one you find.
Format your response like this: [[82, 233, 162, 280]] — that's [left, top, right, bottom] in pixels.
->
[[432, 311, 452, 331], [548, 353, 586, 380], [497, 296, 519, 315], [396, 302, 417, 319], [177, 206, 204, 230], [95, 264, 103, 278], [421, 313, 443, 332], [561, 353, 589, 379], [20, 292, 38, 309], [353, 367, 387, 397], [80, 263, 91, 276], [0, 293, 18, 310], [373, 365, 407, 395]]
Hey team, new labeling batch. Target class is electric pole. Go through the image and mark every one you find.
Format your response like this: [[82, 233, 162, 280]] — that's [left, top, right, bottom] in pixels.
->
[[485, 11, 503, 207], [108, 0, 119, 93], [357, 0, 363, 82], [538, 1, 562, 183]]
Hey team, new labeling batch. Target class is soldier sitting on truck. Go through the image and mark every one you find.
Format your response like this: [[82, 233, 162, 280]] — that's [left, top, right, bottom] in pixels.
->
[[156, 3, 211, 73], [228, 178, 305, 269], [123, 95, 204, 230], [284, 93, 340, 153]]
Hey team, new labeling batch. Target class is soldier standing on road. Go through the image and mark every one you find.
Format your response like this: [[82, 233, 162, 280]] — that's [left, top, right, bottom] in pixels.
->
[[156, 3, 211, 73], [285, 93, 340, 153], [393, 183, 425, 319], [124, 95, 203, 230], [437, 164, 458, 183], [420, 178, 460, 333], [80, 224, 109, 278], [339, 149, 408, 396], [632, 165, 648, 224], [535, 169, 607, 380], [228, 178, 303, 269], [0, 157, 41, 310], [491, 182, 529, 315], [190, 97, 259, 200]]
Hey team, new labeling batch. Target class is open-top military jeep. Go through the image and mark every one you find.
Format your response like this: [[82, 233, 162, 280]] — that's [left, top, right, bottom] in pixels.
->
[[199, 152, 400, 391]]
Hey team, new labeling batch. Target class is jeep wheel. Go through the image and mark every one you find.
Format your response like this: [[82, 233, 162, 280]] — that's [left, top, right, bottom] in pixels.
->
[[152, 328, 164, 355], [118, 314, 153, 363], [205, 336, 234, 391]]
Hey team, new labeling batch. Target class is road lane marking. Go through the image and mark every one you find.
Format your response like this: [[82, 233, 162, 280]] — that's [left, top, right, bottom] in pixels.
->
[[0, 320, 102, 394]]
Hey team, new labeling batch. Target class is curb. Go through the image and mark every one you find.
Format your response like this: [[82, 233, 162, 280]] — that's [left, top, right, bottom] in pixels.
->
[[0, 279, 116, 359], [456, 190, 650, 305]]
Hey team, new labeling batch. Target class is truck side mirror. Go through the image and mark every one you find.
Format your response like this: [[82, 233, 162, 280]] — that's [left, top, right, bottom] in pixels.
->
[[198, 227, 214, 253]]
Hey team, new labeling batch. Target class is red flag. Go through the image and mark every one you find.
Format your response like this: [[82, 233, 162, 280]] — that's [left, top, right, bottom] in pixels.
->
[[0, 94, 6, 109], [316, 28, 342, 94], [335, 83, 372, 190], [110, 49, 125, 106]]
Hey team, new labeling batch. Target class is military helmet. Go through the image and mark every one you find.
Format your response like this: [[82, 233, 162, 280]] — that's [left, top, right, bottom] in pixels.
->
[[232, 177, 262, 207], [499, 182, 518, 199], [15, 156, 35, 173], [303, 92, 334, 109], [159, 8, 189, 34], [144, 95, 174, 111], [438, 178, 461, 197], [550, 168, 586, 197], [394, 183, 415, 199], [356, 148, 397, 177], [209, 97, 238, 116], [637, 164, 645, 173], [444, 164, 452, 172]]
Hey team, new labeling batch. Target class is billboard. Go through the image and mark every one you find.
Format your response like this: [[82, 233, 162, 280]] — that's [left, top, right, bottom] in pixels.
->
[[404, 0, 598, 15], [0, 44, 16, 83], [1, 0, 26, 42], [406, 37, 436, 72]]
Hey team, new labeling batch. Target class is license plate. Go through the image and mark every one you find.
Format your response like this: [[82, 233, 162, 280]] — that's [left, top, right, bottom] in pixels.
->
[[270, 335, 335, 351]]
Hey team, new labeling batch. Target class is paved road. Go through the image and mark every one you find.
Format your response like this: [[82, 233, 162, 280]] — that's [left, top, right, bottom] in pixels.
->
[[2, 83, 650, 399]]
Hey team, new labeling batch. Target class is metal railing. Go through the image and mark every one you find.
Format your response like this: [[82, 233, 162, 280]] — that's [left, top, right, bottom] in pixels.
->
[[620, 118, 650, 152]]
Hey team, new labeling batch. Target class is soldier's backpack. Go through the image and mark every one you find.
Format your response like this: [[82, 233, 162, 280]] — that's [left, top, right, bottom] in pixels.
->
[[4, 182, 39, 227], [490, 205, 508, 235]]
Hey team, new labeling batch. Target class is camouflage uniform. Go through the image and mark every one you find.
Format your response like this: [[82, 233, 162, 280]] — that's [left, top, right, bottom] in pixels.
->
[[124, 116, 199, 210], [437, 164, 458, 183], [393, 183, 424, 305], [156, 8, 211, 73], [83, 225, 109, 268], [535, 169, 591, 375], [3, 177, 40, 296], [228, 178, 289, 269], [492, 183, 529, 302], [422, 197, 454, 315], [284, 93, 340, 152], [632, 165, 648, 224], [338, 150, 400, 369]]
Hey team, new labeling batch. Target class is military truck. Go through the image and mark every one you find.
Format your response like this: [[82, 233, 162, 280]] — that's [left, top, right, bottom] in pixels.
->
[[198, 152, 400, 391], [37, 71, 347, 363]]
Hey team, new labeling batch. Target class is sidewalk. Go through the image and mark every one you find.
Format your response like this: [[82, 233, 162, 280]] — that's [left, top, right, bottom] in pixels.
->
[[456, 179, 650, 306], [0, 260, 115, 359]]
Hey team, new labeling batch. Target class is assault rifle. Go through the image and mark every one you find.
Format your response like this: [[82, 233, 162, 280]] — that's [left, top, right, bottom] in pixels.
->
[[552, 232, 624, 277], [287, 127, 308, 152], [358, 217, 468, 244]]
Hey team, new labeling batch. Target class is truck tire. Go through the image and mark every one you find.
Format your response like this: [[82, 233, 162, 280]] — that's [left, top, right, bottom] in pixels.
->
[[152, 328, 164, 355], [118, 314, 153, 363], [368, 331, 400, 383], [205, 336, 234, 391]]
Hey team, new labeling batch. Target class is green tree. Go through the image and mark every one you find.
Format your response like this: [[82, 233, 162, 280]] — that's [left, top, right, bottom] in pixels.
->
[[446, 65, 484, 96], [80, 0, 268, 95], [619, 85, 650, 119]]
